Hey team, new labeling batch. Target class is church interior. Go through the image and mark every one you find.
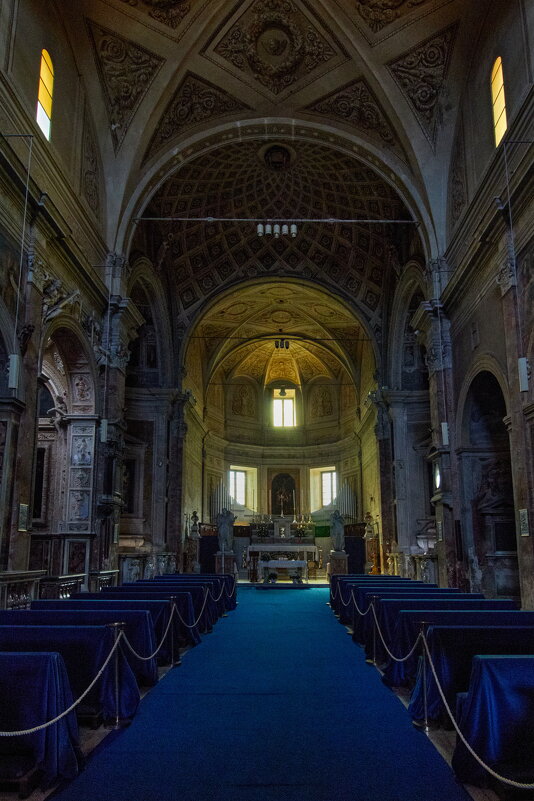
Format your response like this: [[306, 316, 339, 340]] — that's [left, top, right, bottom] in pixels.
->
[[0, 0, 533, 799]]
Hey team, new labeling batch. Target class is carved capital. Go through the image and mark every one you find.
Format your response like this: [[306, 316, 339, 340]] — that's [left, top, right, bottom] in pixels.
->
[[425, 257, 450, 298]]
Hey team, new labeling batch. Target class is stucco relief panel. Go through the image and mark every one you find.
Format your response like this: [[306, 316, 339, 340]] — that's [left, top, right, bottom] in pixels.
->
[[206, 0, 347, 97], [144, 73, 250, 163], [117, 0, 192, 29], [86, 19, 165, 150], [387, 25, 457, 145], [355, 0, 431, 34], [305, 78, 405, 158]]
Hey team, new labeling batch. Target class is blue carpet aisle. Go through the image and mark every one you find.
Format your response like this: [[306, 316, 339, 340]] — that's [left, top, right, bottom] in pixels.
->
[[51, 587, 471, 801]]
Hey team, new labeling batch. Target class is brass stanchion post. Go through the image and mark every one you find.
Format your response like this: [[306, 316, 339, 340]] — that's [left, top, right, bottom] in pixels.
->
[[413, 621, 431, 733], [365, 597, 378, 664], [170, 597, 181, 666], [107, 622, 125, 729]]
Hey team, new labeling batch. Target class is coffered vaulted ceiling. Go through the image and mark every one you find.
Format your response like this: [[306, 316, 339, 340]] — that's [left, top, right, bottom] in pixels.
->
[[56, 0, 482, 354], [60, 0, 477, 229]]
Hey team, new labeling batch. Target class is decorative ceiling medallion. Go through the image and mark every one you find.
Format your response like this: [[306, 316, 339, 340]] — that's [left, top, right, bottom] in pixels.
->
[[356, 0, 430, 33], [259, 143, 296, 171], [305, 78, 404, 157], [117, 0, 191, 29], [144, 72, 250, 163], [86, 19, 164, 151], [387, 24, 457, 145], [205, 0, 347, 98]]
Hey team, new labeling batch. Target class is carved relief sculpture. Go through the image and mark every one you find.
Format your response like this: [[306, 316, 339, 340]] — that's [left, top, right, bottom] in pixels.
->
[[214, 0, 336, 95], [86, 20, 165, 150], [356, 0, 429, 34], [387, 25, 457, 145], [118, 0, 191, 29], [144, 73, 249, 162], [72, 437, 92, 466], [306, 78, 402, 155], [73, 375, 92, 402]]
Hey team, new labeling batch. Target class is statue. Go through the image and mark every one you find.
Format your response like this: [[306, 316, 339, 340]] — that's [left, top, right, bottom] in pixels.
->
[[330, 509, 345, 552], [190, 510, 200, 539], [216, 507, 236, 552]]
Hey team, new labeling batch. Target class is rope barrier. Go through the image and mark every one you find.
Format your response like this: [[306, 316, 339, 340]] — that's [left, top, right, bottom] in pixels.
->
[[369, 603, 423, 663], [0, 631, 125, 737], [173, 589, 211, 630], [207, 582, 226, 604], [351, 593, 534, 789], [0, 580, 236, 740], [421, 637, 534, 790], [121, 604, 178, 661]]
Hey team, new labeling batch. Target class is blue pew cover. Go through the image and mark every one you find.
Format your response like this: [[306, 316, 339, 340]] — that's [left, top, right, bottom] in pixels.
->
[[382, 609, 534, 687], [408, 625, 534, 722], [452, 655, 534, 786], [364, 598, 518, 662], [0, 610, 158, 686], [331, 577, 418, 615], [0, 651, 83, 788], [0, 625, 139, 721], [141, 574, 237, 609], [89, 588, 217, 632], [352, 590, 481, 646], [340, 584, 448, 625], [60, 593, 202, 647]]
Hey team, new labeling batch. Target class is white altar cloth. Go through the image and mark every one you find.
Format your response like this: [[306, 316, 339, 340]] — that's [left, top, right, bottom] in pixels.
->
[[247, 543, 318, 560], [258, 559, 308, 580]]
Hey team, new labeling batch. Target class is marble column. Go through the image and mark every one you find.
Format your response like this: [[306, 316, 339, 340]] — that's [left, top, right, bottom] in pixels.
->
[[412, 261, 457, 587], [498, 235, 534, 606]]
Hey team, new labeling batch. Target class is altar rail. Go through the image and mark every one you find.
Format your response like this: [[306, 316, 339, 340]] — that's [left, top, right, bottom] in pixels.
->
[[0, 570, 47, 610], [39, 573, 85, 600]]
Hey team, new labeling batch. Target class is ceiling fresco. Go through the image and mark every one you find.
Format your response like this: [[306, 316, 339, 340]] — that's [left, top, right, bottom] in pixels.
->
[[186, 281, 371, 392]]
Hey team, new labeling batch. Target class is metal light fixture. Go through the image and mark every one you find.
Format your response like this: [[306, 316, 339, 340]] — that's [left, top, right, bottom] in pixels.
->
[[256, 222, 298, 238], [279, 386, 287, 397]]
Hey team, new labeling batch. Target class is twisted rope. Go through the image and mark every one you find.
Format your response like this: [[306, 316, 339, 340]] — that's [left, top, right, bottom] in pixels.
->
[[0, 632, 125, 736], [173, 589, 211, 629], [420, 637, 534, 789], [121, 604, 178, 661]]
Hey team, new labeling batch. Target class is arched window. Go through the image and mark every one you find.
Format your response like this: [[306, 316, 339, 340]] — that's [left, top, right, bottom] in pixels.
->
[[36, 49, 54, 139], [491, 57, 507, 146]]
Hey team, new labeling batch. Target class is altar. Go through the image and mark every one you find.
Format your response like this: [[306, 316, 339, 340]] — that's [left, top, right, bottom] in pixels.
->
[[246, 542, 319, 583], [257, 559, 308, 581]]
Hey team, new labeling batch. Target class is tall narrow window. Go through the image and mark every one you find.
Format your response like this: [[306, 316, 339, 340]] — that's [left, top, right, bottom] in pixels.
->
[[229, 469, 246, 505], [321, 470, 337, 507], [273, 388, 295, 427], [37, 49, 54, 139], [491, 57, 507, 146]]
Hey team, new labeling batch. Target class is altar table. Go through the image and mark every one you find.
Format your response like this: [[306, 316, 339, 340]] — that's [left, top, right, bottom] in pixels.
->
[[257, 559, 308, 580]]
